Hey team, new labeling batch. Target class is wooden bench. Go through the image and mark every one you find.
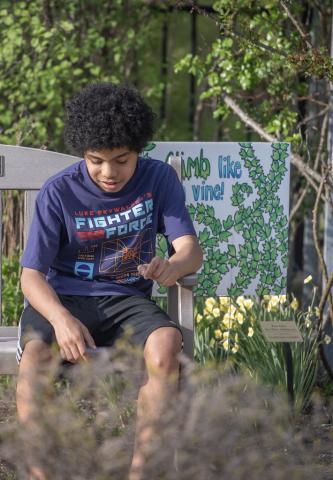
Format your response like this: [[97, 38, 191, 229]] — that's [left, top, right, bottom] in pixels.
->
[[0, 145, 197, 374]]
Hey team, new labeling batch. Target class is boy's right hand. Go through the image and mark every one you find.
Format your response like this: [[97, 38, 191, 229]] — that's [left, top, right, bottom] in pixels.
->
[[52, 312, 96, 363]]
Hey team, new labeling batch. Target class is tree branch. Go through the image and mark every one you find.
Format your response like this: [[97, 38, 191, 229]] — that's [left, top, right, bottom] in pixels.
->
[[296, 105, 329, 128], [220, 92, 323, 189], [177, 1, 289, 58], [221, 92, 276, 141], [289, 187, 308, 224], [313, 171, 333, 325], [290, 112, 329, 222], [279, 0, 313, 50]]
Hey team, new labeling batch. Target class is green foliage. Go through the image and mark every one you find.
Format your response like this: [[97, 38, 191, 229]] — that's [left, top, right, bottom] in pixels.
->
[[0, 0, 163, 150], [235, 300, 318, 413], [155, 235, 168, 295], [2, 252, 23, 326], [195, 293, 319, 412], [175, 0, 332, 142]]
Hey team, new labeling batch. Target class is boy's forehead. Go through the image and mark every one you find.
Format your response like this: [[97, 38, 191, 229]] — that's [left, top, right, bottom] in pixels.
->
[[84, 147, 135, 160]]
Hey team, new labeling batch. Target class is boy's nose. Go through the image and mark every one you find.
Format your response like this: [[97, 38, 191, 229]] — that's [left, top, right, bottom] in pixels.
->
[[102, 163, 117, 179]]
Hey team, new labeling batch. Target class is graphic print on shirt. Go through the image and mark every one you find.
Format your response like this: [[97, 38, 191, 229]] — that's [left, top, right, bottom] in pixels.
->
[[100, 227, 153, 283], [74, 245, 99, 280], [73, 194, 154, 283]]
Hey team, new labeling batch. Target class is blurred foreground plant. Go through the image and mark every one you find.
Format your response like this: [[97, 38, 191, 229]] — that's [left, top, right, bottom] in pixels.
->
[[195, 289, 319, 412], [0, 342, 330, 479]]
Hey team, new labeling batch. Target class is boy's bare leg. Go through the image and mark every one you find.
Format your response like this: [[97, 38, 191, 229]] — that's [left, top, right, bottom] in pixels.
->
[[16, 339, 55, 480], [129, 327, 182, 480]]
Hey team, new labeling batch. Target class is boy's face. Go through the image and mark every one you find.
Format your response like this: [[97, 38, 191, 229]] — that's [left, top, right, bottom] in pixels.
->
[[84, 147, 138, 193]]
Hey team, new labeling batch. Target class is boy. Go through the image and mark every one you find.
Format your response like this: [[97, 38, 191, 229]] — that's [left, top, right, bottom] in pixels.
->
[[15, 83, 203, 480]]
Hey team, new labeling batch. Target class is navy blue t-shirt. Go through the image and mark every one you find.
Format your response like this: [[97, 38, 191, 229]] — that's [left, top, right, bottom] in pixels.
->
[[21, 157, 196, 297]]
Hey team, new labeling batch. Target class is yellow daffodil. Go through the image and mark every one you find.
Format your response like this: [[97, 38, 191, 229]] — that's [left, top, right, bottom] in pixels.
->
[[203, 308, 214, 321], [222, 313, 234, 328], [235, 311, 244, 324], [236, 296, 245, 306], [247, 327, 254, 337], [222, 339, 230, 351], [223, 331, 230, 339], [196, 313, 203, 323], [231, 343, 239, 354], [266, 295, 280, 312], [236, 297, 247, 313], [219, 296, 231, 306], [214, 329, 222, 339], [243, 298, 254, 310], [212, 307, 221, 318], [205, 297, 216, 313], [263, 295, 271, 302], [304, 275, 313, 284], [226, 304, 237, 316], [278, 295, 287, 304], [290, 298, 299, 311], [270, 296, 280, 306]]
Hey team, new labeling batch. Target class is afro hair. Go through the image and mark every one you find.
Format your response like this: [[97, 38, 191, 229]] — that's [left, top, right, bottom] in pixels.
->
[[64, 83, 156, 156]]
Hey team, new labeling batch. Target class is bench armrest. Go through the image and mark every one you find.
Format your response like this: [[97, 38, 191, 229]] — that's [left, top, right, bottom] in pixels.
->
[[167, 274, 198, 359], [176, 273, 198, 288]]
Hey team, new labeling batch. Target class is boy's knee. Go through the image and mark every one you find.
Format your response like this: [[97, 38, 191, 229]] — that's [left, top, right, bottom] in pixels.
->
[[21, 339, 53, 365]]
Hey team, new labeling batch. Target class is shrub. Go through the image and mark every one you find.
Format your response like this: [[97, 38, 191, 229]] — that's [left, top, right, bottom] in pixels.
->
[[0, 345, 330, 479]]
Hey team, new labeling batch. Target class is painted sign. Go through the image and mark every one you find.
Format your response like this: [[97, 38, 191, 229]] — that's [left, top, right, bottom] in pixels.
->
[[143, 142, 290, 297]]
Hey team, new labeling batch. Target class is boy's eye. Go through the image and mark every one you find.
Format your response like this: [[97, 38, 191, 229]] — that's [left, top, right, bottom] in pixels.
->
[[89, 157, 128, 165]]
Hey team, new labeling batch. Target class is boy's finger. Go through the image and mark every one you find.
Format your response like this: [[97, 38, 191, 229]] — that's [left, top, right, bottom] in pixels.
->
[[62, 345, 74, 363], [152, 260, 169, 279], [82, 327, 96, 349], [137, 264, 148, 275], [143, 257, 163, 278], [156, 270, 170, 285], [70, 343, 83, 362], [75, 336, 88, 360]]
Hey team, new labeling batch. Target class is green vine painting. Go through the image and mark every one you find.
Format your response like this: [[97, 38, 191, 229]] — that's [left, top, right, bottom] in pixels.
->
[[144, 142, 289, 297]]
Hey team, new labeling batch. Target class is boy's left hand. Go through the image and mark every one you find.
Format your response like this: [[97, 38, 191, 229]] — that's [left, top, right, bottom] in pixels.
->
[[138, 257, 179, 287]]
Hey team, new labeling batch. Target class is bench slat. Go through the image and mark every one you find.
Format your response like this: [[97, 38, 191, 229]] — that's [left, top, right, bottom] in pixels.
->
[[0, 145, 79, 189], [0, 326, 18, 337]]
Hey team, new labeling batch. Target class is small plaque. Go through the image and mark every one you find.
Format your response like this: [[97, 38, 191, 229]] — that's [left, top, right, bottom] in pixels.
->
[[260, 321, 303, 343]]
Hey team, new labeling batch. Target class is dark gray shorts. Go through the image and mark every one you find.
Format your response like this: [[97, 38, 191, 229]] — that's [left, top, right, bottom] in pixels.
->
[[16, 295, 183, 365]]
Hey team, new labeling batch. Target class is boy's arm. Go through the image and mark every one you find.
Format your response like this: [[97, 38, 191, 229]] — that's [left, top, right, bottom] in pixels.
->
[[169, 235, 203, 278], [21, 267, 96, 362], [137, 235, 203, 287]]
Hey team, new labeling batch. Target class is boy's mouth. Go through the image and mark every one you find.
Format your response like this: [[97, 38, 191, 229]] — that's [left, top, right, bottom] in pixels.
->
[[100, 180, 121, 191]]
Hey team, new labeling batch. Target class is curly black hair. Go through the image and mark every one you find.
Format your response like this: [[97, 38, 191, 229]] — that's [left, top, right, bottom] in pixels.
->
[[64, 83, 156, 156]]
